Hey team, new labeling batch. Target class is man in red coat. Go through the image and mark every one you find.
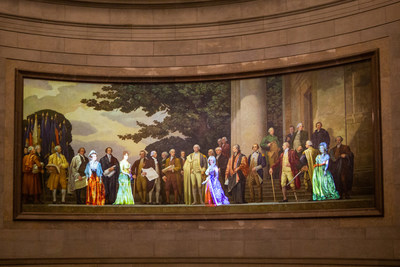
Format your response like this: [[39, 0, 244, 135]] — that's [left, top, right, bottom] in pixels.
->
[[221, 137, 231, 159], [225, 144, 248, 204], [269, 142, 301, 202]]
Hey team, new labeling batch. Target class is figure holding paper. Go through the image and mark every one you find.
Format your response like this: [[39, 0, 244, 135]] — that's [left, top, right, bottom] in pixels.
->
[[99, 147, 120, 204], [143, 151, 161, 204], [132, 150, 149, 204], [162, 149, 181, 204]]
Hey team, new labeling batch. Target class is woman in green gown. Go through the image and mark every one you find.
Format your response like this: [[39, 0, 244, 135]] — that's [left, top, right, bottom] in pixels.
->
[[113, 151, 135, 205], [312, 142, 340, 201]]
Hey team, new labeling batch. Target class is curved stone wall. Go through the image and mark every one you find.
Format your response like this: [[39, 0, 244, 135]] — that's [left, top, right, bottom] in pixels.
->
[[0, 0, 396, 72], [0, 0, 400, 265]]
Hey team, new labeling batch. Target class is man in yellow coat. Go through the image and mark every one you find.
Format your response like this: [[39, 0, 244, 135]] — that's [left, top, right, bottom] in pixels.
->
[[300, 140, 319, 191], [183, 144, 207, 205], [47, 145, 69, 204]]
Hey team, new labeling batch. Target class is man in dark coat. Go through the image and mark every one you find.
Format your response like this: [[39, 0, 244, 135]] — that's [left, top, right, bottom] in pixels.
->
[[215, 147, 228, 193], [99, 147, 120, 204], [292, 123, 309, 155], [221, 137, 231, 159], [329, 136, 354, 199], [311, 122, 330, 148], [247, 144, 267, 202], [285, 125, 295, 149]]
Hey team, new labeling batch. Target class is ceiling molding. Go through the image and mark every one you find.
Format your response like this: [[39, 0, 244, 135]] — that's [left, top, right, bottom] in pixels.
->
[[2, 0, 355, 29], [29, 0, 254, 9]]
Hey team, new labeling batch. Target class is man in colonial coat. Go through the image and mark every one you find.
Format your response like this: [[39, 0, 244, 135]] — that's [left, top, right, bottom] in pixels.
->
[[183, 145, 207, 205], [221, 137, 231, 159], [99, 147, 120, 204], [270, 142, 301, 202], [132, 150, 149, 204], [46, 145, 69, 204], [300, 140, 319, 191], [215, 147, 228, 193], [143, 151, 161, 205], [311, 122, 330, 148], [178, 150, 186, 204], [35, 145, 45, 201], [260, 127, 280, 169], [247, 144, 267, 202], [292, 123, 309, 155], [226, 144, 249, 204], [160, 151, 169, 204], [22, 146, 43, 203], [68, 147, 89, 204], [329, 136, 354, 199], [162, 149, 181, 204], [285, 125, 295, 148]]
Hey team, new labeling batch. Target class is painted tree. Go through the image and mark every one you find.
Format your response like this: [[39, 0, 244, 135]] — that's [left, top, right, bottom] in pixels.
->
[[81, 81, 231, 151], [266, 76, 283, 144]]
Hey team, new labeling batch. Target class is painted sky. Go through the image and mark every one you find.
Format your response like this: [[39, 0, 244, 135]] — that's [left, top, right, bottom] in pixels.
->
[[23, 78, 168, 162]]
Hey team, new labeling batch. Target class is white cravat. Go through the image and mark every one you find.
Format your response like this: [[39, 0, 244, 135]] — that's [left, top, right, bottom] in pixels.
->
[[252, 151, 259, 160]]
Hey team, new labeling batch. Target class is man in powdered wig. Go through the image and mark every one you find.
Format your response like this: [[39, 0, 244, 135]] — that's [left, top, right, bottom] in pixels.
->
[[47, 145, 69, 204], [68, 147, 89, 204], [300, 140, 319, 192], [270, 142, 301, 202], [226, 144, 249, 204], [183, 144, 207, 205], [292, 123, 309, 155]]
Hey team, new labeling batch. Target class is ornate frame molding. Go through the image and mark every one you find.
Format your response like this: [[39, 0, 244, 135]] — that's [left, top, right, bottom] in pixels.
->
[[11, 50, 383, 221]]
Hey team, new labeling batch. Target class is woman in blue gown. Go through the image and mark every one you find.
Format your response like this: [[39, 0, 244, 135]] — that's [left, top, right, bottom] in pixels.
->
[[312, 142, 340, 201], [203, 156, 230, 206], [113, 151, 135, 205]]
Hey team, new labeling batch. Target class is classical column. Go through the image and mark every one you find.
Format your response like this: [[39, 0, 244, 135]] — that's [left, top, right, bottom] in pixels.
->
[[231, 77, 267, 156]]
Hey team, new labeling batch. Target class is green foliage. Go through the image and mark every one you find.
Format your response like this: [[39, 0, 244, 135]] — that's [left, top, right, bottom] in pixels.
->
[[266, 76, 283, 144], [81, 81, 231, 151], [144, 136, 193, 157]]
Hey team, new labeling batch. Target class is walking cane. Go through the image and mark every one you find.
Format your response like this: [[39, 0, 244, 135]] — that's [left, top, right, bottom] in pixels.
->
[[286, 171, 303, 187], [270, 171, 277, 202], [286, 171, 303, 203], [130, 173, 136, 203]]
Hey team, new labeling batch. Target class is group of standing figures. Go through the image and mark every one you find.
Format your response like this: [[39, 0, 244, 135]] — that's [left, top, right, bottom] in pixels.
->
[[22, 122, 354, 206], [262, 122, 354, 202]]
